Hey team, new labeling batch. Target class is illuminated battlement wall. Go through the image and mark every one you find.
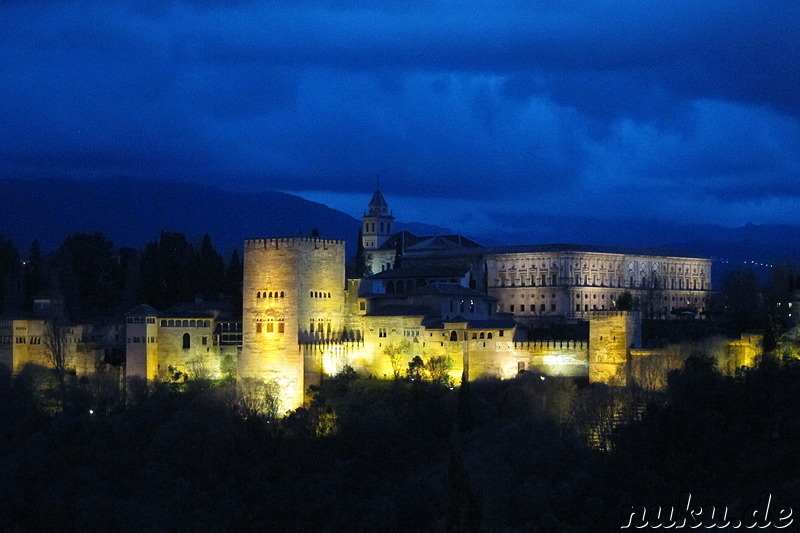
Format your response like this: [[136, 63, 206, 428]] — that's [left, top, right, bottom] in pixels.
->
[[241, 238, 346, 410], [244, 237, 345, 251], [510, 340, 589, 377]]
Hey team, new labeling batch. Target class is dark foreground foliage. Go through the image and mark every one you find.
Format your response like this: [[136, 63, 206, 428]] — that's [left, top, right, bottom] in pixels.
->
[[1, 358, 799, 532]]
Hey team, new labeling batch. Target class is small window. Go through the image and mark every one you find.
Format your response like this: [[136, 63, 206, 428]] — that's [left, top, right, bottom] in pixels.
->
[[449, 331, 458, 342], [182, 333, 190, 350]]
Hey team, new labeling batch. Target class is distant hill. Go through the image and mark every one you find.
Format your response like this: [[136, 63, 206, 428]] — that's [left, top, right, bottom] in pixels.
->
[[1, 178, 799, 284], [0, 178, 364, 256]]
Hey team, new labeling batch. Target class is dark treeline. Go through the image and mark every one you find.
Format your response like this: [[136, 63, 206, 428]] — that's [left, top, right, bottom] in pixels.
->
[[0, 354, 799, 531], [0, 232, 242, 319]]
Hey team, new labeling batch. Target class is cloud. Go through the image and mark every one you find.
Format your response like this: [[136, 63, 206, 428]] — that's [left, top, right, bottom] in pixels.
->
[[0, 0, 798, 234]]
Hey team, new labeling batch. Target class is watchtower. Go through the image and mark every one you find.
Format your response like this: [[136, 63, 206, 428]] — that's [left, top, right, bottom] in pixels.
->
[[240, 237, 346, 410]]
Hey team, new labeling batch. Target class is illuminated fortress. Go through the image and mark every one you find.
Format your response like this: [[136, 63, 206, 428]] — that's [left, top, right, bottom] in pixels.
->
[[232, 188, 733, 410], [1, 188, 759, 413]]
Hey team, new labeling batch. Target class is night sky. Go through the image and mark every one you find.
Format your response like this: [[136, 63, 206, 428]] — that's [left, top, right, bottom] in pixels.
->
[[1, 1, 798, 241]]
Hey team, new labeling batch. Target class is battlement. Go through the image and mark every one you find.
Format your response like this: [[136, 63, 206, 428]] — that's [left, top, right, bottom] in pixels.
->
[[514, 340, 588, 350], [588, 310, 642, 319], [245, 237, 345, 250]]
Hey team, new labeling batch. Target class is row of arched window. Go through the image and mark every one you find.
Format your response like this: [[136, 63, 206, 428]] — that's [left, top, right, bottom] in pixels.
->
[[257, 291, 285, 298], [448, 331, 497, 341], [161, 319, 211, 328], [310, 291, 332, 298]]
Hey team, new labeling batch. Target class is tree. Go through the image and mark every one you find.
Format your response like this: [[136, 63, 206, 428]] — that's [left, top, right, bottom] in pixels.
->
[[196, 234, 224, 302], [407, 356, 425, 381], [632, 351, 687, 391], [23, 239, 47, 312], [238, 377, 282, 420], [53, 232, 119, 319], [43, 314, 70, 410], [225, 249, 243, 310], [116, 247, 141, 313], [0, 236, 22, 314], [615, 291, 634, 311], [353, 228, 366, 278], [138, 232, 196, 308], [383, 340, 411, 379], [721, 268, 763, 333], [426, 355, 453, 385]]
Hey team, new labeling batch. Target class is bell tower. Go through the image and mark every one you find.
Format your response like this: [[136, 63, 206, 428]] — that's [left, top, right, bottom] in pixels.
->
[[362, 183, 394, 252]]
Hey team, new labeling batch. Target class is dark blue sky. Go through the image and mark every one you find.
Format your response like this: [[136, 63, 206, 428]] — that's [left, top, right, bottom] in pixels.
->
[[1, 1, 798, 242]]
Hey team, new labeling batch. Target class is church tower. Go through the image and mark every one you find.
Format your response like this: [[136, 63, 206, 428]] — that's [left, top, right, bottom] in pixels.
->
[[362, 184, 394, 253]]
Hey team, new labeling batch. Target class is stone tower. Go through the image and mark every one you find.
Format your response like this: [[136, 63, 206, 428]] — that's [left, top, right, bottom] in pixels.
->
[[588, 310, 642, 385], [125, 304, 160, 380], [362, 185, 394, 253], [240, 238, 346, 410]]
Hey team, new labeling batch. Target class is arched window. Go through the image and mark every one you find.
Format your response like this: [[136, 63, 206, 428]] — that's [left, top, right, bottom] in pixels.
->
[[269, 291, 273, 298], [449, 331, 458, 342], [257, 292, 261, 298], [327, 292, 331, 298], [479, 332, 485, 339], [280, 291, 285, 297], [182, 333, 190, 350], [310, 291, 313, 298], [487, 332, 493, 339]]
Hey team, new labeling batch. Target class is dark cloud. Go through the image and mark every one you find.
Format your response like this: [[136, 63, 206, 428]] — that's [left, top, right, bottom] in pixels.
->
[[0, 0, 798, 235]]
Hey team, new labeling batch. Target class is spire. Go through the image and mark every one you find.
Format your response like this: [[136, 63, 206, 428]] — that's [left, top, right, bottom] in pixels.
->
[[368, 183, 389, 216]]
